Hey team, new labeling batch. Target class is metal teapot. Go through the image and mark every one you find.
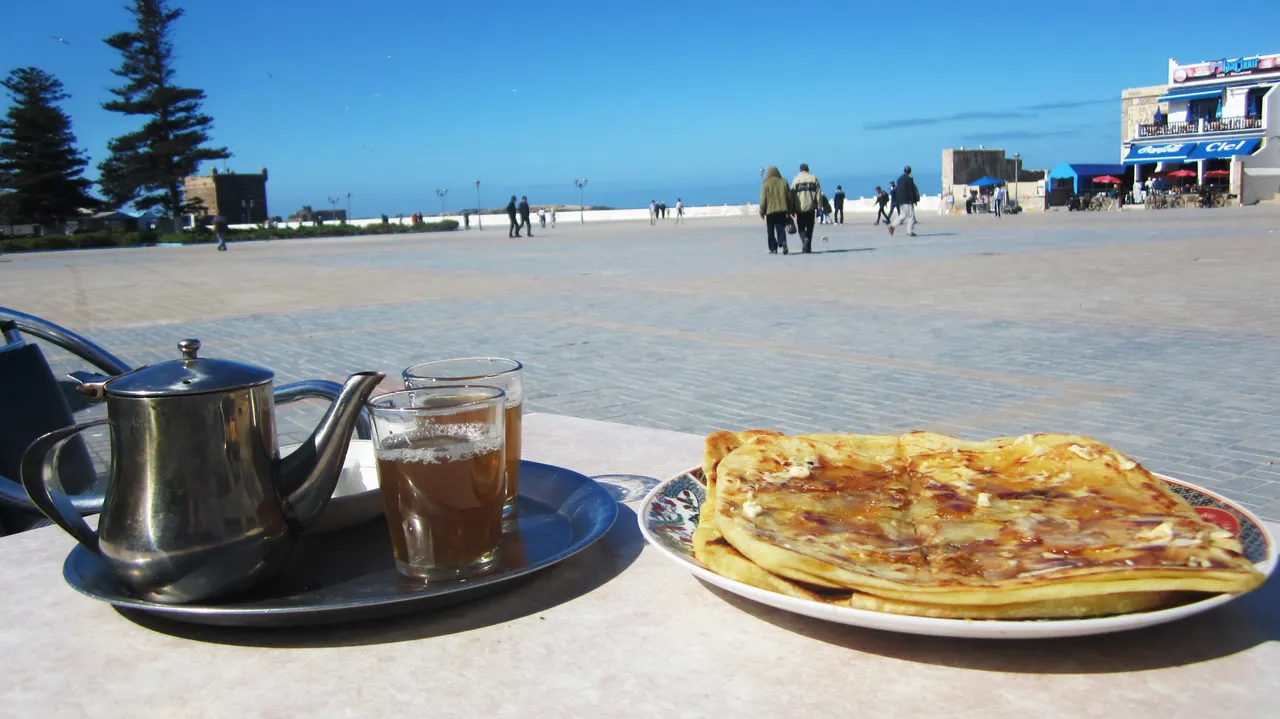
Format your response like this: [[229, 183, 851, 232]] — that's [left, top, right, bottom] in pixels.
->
[[21, 339, 384, 604]]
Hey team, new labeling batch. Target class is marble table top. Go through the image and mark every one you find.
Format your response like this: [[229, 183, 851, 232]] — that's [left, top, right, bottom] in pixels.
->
[[0, 413, 1275, 718]]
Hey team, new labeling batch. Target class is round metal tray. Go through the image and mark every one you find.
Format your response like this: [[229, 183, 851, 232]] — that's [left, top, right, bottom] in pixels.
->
[[64, 461, 617, 627]]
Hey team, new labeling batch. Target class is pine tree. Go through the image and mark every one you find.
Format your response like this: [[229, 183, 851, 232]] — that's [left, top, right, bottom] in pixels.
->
[[0, 67, 97, 225], [99, 0, 229, 217]]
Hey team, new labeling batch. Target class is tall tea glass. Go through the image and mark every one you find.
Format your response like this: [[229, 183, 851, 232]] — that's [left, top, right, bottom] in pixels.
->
[[404, 358, 523, 516], [366, 387, 506, 581]]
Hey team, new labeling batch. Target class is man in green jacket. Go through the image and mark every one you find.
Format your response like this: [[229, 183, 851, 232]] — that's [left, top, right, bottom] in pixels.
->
[[759, 166, 792, 255]]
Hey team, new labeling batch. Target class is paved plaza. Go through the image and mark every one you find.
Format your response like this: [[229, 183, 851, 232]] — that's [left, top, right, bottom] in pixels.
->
[[5, 206, 1280, 519]]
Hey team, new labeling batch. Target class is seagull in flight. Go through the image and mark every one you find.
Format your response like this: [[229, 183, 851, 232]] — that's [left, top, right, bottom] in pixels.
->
[[51, 36, 70, 45], [264, 71, 273, 79]]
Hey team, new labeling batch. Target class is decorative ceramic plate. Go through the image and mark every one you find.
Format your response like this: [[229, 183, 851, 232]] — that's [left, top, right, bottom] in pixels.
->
[[65, 461, 617, 627], [638, 467, 1275, 639]]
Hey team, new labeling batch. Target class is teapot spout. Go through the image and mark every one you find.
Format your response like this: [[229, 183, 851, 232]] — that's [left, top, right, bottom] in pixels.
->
[[277, 371, 385, 531]]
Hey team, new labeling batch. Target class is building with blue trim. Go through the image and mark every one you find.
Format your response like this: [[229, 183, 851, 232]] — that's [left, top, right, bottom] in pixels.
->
[[1120, 53, 1279, 204]]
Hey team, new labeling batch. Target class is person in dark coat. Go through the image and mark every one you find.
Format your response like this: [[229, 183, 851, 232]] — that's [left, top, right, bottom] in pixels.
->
[[874, 187, 891, 225], [887, 181, 899, 222], [214, 215, 228, 251], [506, 196, 520, 237], [890, 166, 920, 236], [518, 196, 533, 237], [833, 185, 845, 224]]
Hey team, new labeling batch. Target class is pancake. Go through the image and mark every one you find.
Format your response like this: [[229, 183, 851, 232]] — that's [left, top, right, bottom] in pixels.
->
[[694, 508, 1180, 619], [695, 430, 1264, 617]]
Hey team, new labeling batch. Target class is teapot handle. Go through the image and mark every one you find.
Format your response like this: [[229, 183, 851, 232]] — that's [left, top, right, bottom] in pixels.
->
[[20, 419, 107, 554]]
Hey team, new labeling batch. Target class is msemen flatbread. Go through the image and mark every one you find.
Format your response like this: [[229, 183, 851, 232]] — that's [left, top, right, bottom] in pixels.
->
[[694, 430, 1263, 618]]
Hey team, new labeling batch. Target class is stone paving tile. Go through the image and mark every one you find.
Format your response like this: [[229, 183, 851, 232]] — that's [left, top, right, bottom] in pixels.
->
[[9, 207, 1280, 521]]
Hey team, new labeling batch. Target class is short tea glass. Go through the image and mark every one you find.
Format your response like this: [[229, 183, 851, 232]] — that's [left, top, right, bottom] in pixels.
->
[[366, 387, 506, 581], [404, 358, 523, 516]]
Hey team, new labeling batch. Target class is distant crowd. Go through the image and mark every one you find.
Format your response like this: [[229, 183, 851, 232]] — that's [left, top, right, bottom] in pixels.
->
[[648, 199, 685, 224], [758, 163, 921, 254]]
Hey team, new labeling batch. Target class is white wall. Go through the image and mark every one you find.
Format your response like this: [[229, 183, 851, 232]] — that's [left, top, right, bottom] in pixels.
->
[[230, 197, 948, 231], [1225, 86, 1250, 117], [1238, 88, 1280, 205]]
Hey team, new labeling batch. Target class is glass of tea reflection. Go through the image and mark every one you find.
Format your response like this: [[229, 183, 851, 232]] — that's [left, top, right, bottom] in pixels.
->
[[366, 387, 506, 581], [404, 358, 523, 517]]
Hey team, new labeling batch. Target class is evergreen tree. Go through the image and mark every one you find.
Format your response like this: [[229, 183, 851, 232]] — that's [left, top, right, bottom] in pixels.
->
[[99, 0, 229, 217], [0, 67, 97, 225]]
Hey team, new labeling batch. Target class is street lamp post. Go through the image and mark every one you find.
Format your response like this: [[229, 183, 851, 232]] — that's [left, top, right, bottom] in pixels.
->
[[1013, 152, 1021, 209], [474, 180, 482, 230], [346, 192, 351, 222], [573, 178, 588, 223], [435, 188, 449, 217]]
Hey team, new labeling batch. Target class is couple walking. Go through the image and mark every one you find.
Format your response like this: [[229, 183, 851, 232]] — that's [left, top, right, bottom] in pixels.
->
[[758, 163, 823, 254], [506, 195, 535, 237]]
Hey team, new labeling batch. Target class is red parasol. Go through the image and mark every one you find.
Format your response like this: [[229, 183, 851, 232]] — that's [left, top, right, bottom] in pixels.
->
[[1204, 169, 1230, 178], [1166, 169, 1197, 177], [1092, 175, 1122, 184]]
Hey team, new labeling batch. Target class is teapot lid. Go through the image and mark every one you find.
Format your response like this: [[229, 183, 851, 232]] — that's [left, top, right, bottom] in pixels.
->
[[106, 339, 274, 397]]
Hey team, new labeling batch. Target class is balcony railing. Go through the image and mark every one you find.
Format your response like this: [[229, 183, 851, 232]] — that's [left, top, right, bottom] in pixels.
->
[[1204, 116, 1263, 132], [1137, 116, 1263, 138]]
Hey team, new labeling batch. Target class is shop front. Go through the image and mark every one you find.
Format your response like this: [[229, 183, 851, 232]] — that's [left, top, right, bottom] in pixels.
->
[[1124, 138, 1263, 196], [1121, 52, 1278, 203]]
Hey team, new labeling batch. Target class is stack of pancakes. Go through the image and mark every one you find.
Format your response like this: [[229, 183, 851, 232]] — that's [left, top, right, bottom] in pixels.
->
[[693, 430, 1264, 619]]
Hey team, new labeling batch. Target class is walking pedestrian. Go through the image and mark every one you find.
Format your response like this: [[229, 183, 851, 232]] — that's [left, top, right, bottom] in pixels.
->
[[675, 198, 685, 223], [518, 196, 534, 237], [214, 214, 228, 251], [649, 200, 657, 225], [538, 207, 547, 228], [660, 201, 667, 219], [506, 196, 521, 237], [759, 166, 791, 255], [874, 186, 891, 225], [790, 163, 822, 253], [551, 208, 557, 227], [463, 211, 470, 230], [818, 193, 832, 225], [993, 184, 1004, 217], [890, 165, 920, 236], [887, 181, 899, 223], [833, 185, 845, 224]]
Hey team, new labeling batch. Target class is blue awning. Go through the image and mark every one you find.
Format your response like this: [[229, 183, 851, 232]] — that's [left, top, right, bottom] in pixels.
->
[[1157, 87, 1224, 103], [1123, 142, 1195, 164], [1187, 138, 1261, 159]]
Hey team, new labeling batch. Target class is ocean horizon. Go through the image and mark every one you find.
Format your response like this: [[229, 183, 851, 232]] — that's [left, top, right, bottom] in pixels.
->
[[271, 170, 944, 219]]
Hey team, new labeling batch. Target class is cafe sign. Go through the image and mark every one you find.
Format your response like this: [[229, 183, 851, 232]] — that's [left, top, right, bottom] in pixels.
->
[[1171, 53, 1280, 84], [1123, 142, 1193, 164]]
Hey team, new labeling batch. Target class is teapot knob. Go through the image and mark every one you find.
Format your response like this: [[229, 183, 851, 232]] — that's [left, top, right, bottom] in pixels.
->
[[178, 338, 201, 360]]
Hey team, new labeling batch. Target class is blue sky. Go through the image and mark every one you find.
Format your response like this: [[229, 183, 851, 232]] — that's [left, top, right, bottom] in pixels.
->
[[2, 0, 1276, 214]]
